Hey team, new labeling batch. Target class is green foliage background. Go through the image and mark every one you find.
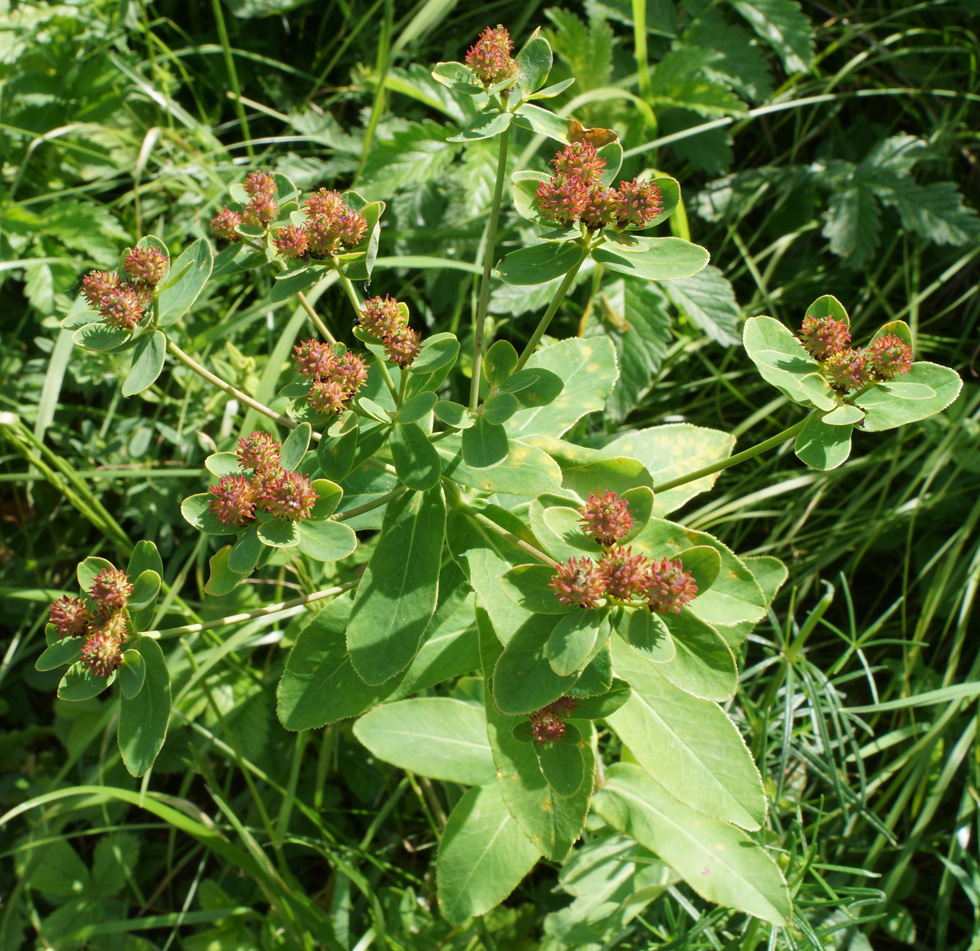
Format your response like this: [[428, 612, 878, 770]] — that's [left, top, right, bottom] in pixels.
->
[[2, 1, 979, 948]]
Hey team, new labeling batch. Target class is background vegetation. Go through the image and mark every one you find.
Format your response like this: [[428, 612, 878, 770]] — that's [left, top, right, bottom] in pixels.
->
[[2, 0, 979, 948]]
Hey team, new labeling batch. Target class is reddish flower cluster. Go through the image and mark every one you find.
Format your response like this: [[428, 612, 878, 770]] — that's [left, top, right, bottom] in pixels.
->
[[272, 188, 367, 261], [549, 491, 698, 614], [799, 316, 913, 393], [293, 340, 369, 415], [358, 295, 422, 369], [535, 142, 663, 231], [209, 431, 320, 526], [211, 170, 281, 241], [465, 25, 518, 87], [528, 696, 579, 744], [80, 246, 168, 332], [47, 566, 135, 679]]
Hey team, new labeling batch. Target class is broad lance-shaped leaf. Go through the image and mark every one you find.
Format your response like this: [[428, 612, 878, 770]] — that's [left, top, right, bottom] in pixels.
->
[[498, 242, 584, 286], [607, 638, 766, 830], [593, 763, 791, 925], [118, 637, 171, 777], [347, 486, 446, 684], [157, 237, 213, 328], [479, 608, 594, 861], [437, 783, 541, 925], [353, 698, 496, 786], [659, 609, 737, 702], [592, 237, 709, 283]]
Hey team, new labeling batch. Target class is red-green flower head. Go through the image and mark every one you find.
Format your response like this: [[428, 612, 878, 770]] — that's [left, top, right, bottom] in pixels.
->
[[334, 209, 367, 249], [552, 142, 606, 187], [305, 188, 346, 220], [822, 348, 871, 393], [236, 431, 281, 473], [257, 470, 319, 521], [274, 225, 309, 259], [465, 25, 517, 87], [293, 339, 338, 381], [209, 474, 257, 526], [536, 176, 590, 225], [307, 378, 350, 415], [80, 624, 126, 678], [643, 557, 697, 615], [383, 327, 422, 368], [336, 352, 369, 396], [305, 215, 342, 256], [49, 595, 91, 639], [598, 546, 649, 601], [81, 270, 121, 308], [549, 556, 605, 609], [579, 490, 634, 547], [210, 206, 242, 242], [867, 334, 913, 380], [359, 295, 404, 339], [122, 246, 168, 287], [88, 566, 134, 615], [99, 286, 145, 332], [243, 170, 277, 200], [242, 193, 278, 228], [614, 178, 663, 227], [528, 697, 579, 744], [799, 314, 851, 361], [581, 186, 617, 230]]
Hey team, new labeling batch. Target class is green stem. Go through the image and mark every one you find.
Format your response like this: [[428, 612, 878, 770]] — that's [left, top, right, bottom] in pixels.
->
[[142, 582, 355, 639], [470, 123, 512, 411], [651, 418, 809, 494], [296, 290, 335, 344], [332, 485, 407, 522], [447, 490, 556, 567], [514, 244, 591, 371]]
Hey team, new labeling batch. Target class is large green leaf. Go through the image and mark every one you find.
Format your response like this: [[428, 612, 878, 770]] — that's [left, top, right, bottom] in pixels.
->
[[594, 763, 790, 925], [347, 487, 446, 684], [354, 698, 496, 786], [118, 638, 171, 777], [390, 421, 442, 489], [592, 237, 709, 282], [742, 315, 820, 404], [461, 416, 509, 468], [731, 0, 814, 74], [436, 784, 541, 925], [437, 435, 562, 496], [494, 613, 579, 714], [498, 242, 584, 285], [157, 238, 213, 328], [526, 435, 652, 501], [794, 413, 852, 470], [607, 640, 766, 830], [296, 518, 357, 561], [660, 610, 737, 701], [121, 330, 166, 397], [662, 265, 740, 346], [855, 362, 962, 431], [500, 564, 573, 616]]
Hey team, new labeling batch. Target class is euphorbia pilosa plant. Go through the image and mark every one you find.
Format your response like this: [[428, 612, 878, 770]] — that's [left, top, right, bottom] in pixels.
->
[[35, 24, 962, 939]]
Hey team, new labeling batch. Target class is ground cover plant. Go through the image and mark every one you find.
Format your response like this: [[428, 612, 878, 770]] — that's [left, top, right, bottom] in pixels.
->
[[2, 2, 980, 949]]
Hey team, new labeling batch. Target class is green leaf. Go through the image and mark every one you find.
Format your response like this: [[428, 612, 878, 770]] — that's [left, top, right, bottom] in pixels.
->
[[545, 7, 613, 92], [409, 332, 460, 376], [430, 60, 484, 95], [497, 368, 564, 408], [121, 330, 166, 397], [498, 242, 584, 285], [882, 179, 980, 247], [157, 238, 213, 327], [526, 77, 575, 100], [347, 487, 446, 684], [592, 237, 710, 282], [821, 182, 880, 267], [257, 518, 301, 548], [118, 638, 171, 777], [280, 422, 311, 471], [204, 451, 242, 477], [806, 294, 850, 325], [547, 610, 606, 676], [354, 698, 496, 786], [437, 435, 562, 496], [662, 266, 740, 346], [674, 545, 721, 594], [436, 784, 541, 925], [59, 662, 114, 700], [36, 637, 83, 671], [181, 493, 237, 536], [433, 400, 476, 429], [73, 321, 135, 352], [316, 417, 359, 481], [570, 641, 613, 697], [742, 315, 820, 405], [535, 723, 586, 797], [855, 362, 962, 431], [129, 569, 161, 612], [359, 120, 457, 198], [571, 679, 632, 719], [799, 373, 837, 410], [482, 392, 519, 425], [660, 610, 738, 701], [118, 649, 146, 700], [204, 545, 251, 596], [528, 435, 652, 501], [128, 539, 163, 580], [309, 479, 343, 519], [542, 506, 602, 555], [484, 339, 519, 386], [794, 414, 853, 470], [512, 101, 570, 141], [228, 525, 262, 573], [461, 416, 509, 468], [500, 564, 572, 616], [594, 763, 790, 925], [77, 556, 115, 592], [479, 609, 594, 860], [494, 613, 579, 714], [507, 337, 618, 439], [396, 390, 437, 423], [448, 108, 512, 143], [730, 0, 814, 74], [619, 608, 675, 665], [607, 639, 766, 830], [278, 595, 400, 729], [390, 421, 442, 490], [516, 34, 553, 94], [296, 518, 357, 561]]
